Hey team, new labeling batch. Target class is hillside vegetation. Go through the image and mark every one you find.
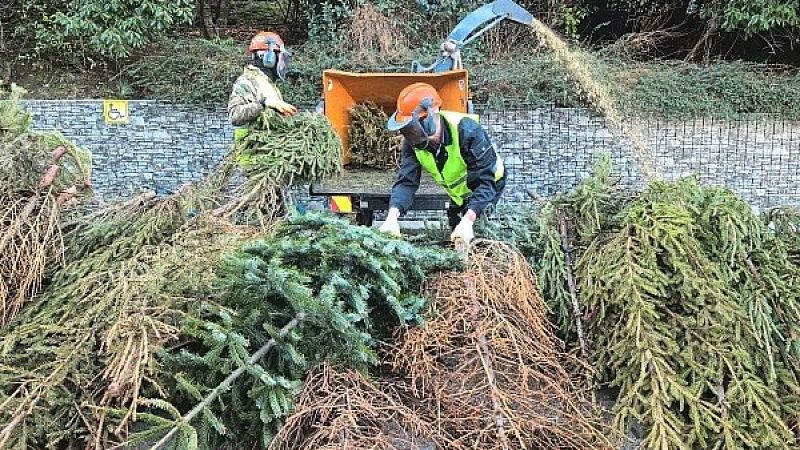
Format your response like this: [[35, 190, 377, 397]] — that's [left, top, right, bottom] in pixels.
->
[[2, 0, 799, 117]]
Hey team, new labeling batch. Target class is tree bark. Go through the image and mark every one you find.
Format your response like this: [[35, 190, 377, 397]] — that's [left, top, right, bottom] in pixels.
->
[[198, 0, 217, 39], [685, 2, 719, 64], [0, 18, 6, 53], [558, 211, 587, 357], [216, 0, 230, 28]]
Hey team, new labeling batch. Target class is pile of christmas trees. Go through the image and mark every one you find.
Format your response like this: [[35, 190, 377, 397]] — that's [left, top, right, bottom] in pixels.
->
[[5, 77, 800, 450], [0, 84, 91, 326], [0, 85, 613, 448], [488, 156, 800, 449], [0, 87, 465, 450]]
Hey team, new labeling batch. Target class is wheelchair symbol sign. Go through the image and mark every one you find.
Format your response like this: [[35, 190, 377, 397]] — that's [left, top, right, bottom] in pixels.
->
[[103, 100, 129, 124]]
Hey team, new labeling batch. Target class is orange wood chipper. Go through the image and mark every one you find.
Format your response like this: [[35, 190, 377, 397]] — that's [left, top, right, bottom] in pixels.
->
[[310, 0, 534, 226]]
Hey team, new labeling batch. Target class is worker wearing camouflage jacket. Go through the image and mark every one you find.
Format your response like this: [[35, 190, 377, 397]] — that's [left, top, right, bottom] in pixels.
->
[[380, 82, 506, 245], [228, 31, 297, 132]]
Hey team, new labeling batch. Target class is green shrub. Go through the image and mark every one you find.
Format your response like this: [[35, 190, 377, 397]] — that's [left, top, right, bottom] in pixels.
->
[[125, 38, 242, 104], [35, 0, 193, 61]]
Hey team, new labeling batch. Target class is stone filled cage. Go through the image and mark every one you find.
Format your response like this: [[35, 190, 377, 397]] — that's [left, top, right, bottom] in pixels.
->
[[21, 100, 800, 211]]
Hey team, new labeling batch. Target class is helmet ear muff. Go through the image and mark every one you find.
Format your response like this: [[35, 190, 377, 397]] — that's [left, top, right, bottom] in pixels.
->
[[261, 42, 278, 68]]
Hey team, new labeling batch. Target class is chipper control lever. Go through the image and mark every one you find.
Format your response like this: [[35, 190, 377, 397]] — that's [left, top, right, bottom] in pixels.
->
[[411, 0, 535, 73]]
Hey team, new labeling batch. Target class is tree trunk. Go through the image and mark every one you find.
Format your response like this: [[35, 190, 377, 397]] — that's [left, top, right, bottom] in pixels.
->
[[1, 60, 10, 86], [0, 18, 6, 53], [685, 2, 719, 64], [217, 0, 231, 28], [198, 0, 217, 39]]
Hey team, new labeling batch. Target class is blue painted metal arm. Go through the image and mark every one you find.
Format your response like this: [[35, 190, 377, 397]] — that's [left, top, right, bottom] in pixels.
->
[[411, 0, 535, 73]]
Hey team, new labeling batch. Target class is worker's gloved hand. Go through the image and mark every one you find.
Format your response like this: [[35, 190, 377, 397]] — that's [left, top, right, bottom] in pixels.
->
[[450, 216, 475, 245], [379, 207, 402, 237], [261, 98, 298, 116], [272, 100, 298, 116], [379, 218, 401, 237]]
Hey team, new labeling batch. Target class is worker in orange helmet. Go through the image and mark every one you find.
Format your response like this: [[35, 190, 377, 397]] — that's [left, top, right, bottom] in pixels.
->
[[228, 31, 298, 131], [380, 83, 506, 245]]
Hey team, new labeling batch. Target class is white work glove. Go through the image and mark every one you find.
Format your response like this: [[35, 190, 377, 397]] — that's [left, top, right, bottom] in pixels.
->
[[450, 217, 475, 245], [379, 208, 402, 237], [379, 218, 401, 237]]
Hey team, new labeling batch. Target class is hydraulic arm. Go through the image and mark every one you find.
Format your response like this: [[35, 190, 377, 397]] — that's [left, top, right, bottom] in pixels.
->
[[411, 0, 535, 73]]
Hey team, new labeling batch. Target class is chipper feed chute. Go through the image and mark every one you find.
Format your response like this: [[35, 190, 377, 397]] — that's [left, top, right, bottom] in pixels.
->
[[321, 69, 470, 164]]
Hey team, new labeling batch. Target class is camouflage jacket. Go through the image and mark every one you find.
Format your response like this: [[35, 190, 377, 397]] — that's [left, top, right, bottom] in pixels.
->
[[227, 65, 284, 127]]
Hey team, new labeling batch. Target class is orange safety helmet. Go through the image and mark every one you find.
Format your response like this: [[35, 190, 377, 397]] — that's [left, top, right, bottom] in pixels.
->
[[387, 83, 443, 132], [248, 31, 285, 53]]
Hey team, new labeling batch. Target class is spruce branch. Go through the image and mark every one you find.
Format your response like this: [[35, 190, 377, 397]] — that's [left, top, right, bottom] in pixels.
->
[[148, 313, 305, 450]]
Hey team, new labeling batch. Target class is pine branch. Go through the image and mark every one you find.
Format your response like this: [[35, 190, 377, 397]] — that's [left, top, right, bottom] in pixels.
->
[[148, 313, 304, 450]]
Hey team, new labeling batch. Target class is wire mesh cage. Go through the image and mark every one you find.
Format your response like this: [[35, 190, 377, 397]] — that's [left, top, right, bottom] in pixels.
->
[[477, 104, 799, 210], [22, 100, 800, 211]]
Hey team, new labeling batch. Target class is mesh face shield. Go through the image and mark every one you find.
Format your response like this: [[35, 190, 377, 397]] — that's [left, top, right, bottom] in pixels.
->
[[400, 99, 438, 149], [274, 49, 292, 80], [399, 119, 431, 149]]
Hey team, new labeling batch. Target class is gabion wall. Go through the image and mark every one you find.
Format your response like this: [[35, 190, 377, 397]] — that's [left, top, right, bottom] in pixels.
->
[[23, 100, 800, 210]]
